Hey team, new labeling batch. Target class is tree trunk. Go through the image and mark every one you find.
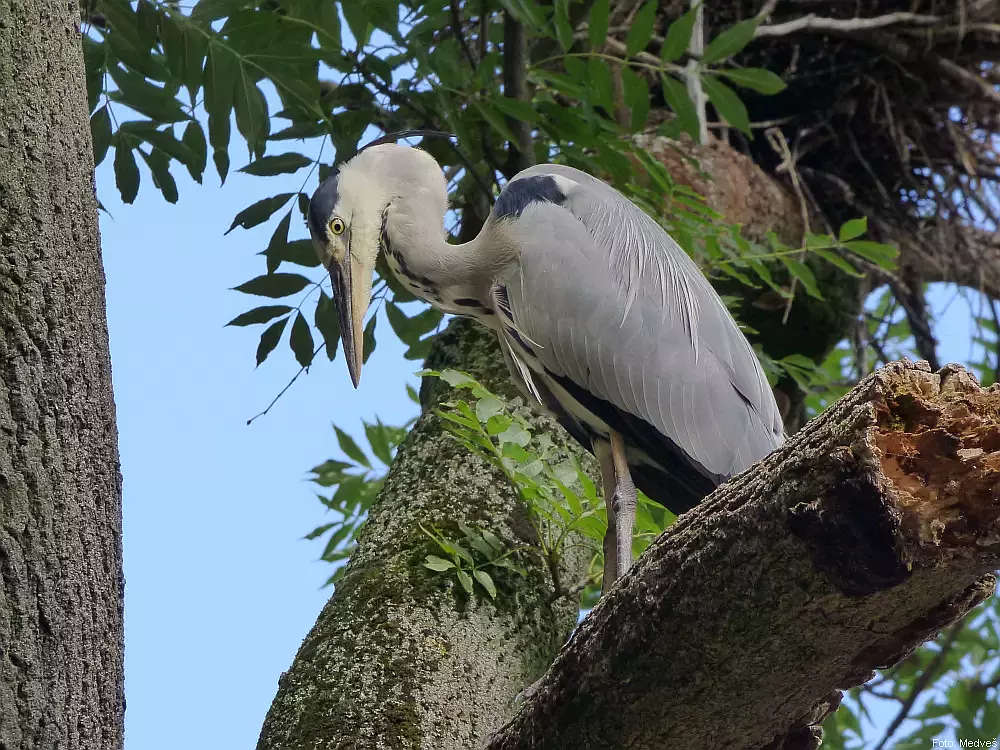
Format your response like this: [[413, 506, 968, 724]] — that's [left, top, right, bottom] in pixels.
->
[[0, 3, 123, 749], [256, 320, 593, 750]]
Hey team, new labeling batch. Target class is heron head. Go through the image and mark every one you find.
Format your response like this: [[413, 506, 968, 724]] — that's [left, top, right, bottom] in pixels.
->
[[307, 165, 387, 388]]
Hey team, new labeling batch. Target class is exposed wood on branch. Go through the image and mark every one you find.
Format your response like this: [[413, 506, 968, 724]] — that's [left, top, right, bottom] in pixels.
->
[[487, 360, 1000, 750]]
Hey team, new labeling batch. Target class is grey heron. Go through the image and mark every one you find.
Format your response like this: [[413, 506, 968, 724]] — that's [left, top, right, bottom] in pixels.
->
[[307, 142, 785, 589]]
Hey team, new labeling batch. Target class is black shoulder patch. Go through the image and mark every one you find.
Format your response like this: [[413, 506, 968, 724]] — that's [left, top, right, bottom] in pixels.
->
[[308, 177, 340, 238], [493, 175, 566, 219]]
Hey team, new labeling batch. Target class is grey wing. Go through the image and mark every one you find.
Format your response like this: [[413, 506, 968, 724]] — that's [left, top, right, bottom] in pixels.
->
[[496, 165, 785, 488]]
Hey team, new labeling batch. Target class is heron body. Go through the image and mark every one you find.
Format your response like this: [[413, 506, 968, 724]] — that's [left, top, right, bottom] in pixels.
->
[[308, 144, 785, 588]]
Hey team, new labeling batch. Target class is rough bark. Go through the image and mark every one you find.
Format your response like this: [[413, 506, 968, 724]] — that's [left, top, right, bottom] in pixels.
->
[[487, 360, 1000, 750], [0, 2, 124, 749], [256, 320, 593, 750]]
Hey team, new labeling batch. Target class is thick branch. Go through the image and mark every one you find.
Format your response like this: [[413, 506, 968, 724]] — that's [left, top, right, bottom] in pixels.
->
[[488, 360, 1000, 750]]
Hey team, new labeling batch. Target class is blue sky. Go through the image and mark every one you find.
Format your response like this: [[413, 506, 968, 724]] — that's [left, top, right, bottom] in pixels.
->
[[97, 156, 420, 749], [97, 142, 985, 749]]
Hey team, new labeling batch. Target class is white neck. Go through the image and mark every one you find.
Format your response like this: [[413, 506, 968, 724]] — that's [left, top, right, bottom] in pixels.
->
[[383, 199, 509, 319]]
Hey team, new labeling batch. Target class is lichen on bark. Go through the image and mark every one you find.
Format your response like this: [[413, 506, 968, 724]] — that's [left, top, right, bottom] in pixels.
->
[[256, 319, 594, 750]]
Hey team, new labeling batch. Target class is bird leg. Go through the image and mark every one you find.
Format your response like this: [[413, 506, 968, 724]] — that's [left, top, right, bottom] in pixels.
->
[[597, 431, 638, 595], [598, 441, 618, 596], [609, 431, 637, 580]]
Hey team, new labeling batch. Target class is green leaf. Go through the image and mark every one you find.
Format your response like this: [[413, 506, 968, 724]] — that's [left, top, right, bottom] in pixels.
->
[[588, 58, 614, 112], [813, 249, 863, 278], [120, 125, 193, 181], [98, 0, 142, 50], [365, 420, 393, 465], [290, 312, 315, 368], [622, 67, 650, 132], [473, 102, 520, 148], [226, 305, 293, 327], [256, 317, 288, 366], [838, 217, 868, 242], [718, 67, 786, 95], [335, 425, 371, 468], [316, 0, 342, 47], [159, 12, 207, 102], [701, 17, 760, 65], [315, 291, 341, 360], [497, 422, 530, 447], [181, 121, 207, 182], [204, 42, 238, 182], [481, 529, 504, 552], [113, 139, 140, 204], [135, 1, 159, 49], [227, 193, 294, 234], [662, 4, 699, 63], [660, 74, 699, 140], [588, 0, 609, 50], [780, 257, 824, 300], [625, 2, 658, 56], [190, 0, 251, 22], [456, 569, 474, 595], [82, 37, 106, 114], [108, 65, 189, 123], [138, 147, 179, 203], [342, 1, 372, 47], [424, 555, 455, 572], [475, 395, 505, 422], [700, 75, 750, 134], [233, 272, 312, 298], [239, 153, 313, 176], [485, 415, 512, 436], [553, 0, 574, 51], [304, 522, 336, 541], [268, 240, 321, 269], [439, 370, 475, 388], [234, 73, 269, 158], [841, 240, 899, 270], [264, 211, 291, 274], [496, 0, 546, 32], [473, 570, 497, 599], [362, 314, 377, 364], [90, 105, 113, 167]]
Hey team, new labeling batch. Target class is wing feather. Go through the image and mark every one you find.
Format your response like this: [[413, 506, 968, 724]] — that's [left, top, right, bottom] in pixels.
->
[[496, 164, 785, 492]]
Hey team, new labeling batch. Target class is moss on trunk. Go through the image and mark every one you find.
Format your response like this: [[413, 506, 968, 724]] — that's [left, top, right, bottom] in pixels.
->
[[256, 320, 593, 750]]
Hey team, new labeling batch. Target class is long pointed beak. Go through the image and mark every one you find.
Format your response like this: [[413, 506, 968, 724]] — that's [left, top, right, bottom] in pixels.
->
[[330, 253, 372, 389]]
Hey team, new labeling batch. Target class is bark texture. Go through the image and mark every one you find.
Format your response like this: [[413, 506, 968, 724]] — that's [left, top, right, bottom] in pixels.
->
[[256, 320, 593, 750], [0, 3, 123, 749], [487, 360, 1000, 750]]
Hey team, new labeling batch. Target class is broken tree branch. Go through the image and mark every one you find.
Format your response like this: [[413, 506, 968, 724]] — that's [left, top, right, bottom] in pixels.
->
[[487, 360, 1000, 750]]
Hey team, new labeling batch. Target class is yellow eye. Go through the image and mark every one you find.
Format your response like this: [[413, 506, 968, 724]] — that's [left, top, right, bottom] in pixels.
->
[[329, 217, 346, 235]]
